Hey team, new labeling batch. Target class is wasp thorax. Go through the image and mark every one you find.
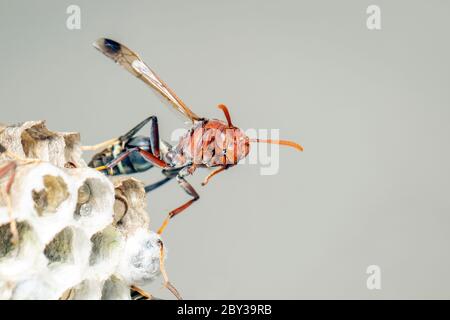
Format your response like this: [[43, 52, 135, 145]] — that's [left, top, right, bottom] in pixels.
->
[[234, 129, 251, 162], [208, 126, 250, 166]]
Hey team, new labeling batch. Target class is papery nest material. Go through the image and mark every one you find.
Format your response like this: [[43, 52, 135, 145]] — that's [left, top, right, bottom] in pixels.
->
[[0, 121, 173, 300]]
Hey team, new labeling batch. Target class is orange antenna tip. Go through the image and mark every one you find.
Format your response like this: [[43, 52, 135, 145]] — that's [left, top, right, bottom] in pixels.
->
[[249, 139, 304, 151]]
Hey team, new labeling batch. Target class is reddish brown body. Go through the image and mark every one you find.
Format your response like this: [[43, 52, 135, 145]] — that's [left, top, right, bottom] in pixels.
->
[[168, 119, 250, 170], [90, 38, 303, 236]]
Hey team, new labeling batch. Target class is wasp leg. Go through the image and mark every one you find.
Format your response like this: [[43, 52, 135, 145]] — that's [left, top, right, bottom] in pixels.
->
[[0, 162, 17, 194], [129, 241, 183, 301], [158, 240, 182, 300], [126, 116, 161, 158], [201, 165, 229, 186], [81, 137, 119, 152], [95, 147, 169, 172], [144, 176, 172, 193], [82, 116, 157, 152], [130, 285, 154, 300], [157, 175, 199, 235], [0, 162, 19, 244], [144, 168, 180, 193], [148, 116, 160, 158], [1, 148, 37, 164], [119, 116, 156, 143]]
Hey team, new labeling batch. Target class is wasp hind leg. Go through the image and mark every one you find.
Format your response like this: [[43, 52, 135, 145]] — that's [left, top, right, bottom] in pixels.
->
[[120, 116, 159, 151], [82, 115, 158, 152], [0, 143, 39, 164], [94, 116, 166, 172], [147, 116, 160, 158], [80, 137, 120, 152], [95, 146, 169, 172]]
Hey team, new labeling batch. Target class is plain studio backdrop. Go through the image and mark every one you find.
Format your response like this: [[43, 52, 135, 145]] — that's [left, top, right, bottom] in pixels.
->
[[1, 0, 449, 299]]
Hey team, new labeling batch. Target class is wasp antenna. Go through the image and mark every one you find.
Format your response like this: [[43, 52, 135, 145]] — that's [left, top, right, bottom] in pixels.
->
[[217, 104, 234, 127], [249, 139, 304, 151]]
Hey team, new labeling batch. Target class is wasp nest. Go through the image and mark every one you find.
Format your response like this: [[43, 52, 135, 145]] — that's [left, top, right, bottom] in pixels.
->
[[0, 121, 165, 300]]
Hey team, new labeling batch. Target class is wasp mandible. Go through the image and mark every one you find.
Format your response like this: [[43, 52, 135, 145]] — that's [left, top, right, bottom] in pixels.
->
[[83, 38, 303, 235]]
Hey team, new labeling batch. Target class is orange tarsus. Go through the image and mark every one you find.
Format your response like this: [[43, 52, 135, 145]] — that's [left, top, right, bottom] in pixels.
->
[[250, 139, 304, 152], [218, 104, 234, 127], [157, 198, 197, 235], [157, 218, 169, 235]]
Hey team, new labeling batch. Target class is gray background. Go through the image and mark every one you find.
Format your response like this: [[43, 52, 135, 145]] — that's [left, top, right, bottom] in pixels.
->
[[1, 0, 449, 299]]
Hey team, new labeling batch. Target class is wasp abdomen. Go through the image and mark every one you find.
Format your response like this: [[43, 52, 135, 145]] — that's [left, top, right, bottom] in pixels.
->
[[88, 141, 154, 176]]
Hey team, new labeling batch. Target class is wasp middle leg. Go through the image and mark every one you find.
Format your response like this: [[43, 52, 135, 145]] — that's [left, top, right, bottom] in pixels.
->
[[157, 173, 200, 235], [144, 167, 180, 193]]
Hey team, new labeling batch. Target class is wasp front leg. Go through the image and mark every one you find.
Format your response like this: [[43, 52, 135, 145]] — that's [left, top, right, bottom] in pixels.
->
[[201, 165, 229, 186]]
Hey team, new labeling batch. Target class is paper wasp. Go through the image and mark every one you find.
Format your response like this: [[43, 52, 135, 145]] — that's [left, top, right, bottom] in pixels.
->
[[84, 38, 303, 235]]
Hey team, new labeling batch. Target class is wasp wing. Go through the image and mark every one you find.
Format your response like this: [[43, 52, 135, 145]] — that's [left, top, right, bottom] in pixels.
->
[[94, 38, 201, 122]]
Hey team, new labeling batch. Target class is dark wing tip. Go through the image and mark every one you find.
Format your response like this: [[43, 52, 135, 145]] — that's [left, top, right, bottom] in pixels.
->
[[93, 38, 122, 55]]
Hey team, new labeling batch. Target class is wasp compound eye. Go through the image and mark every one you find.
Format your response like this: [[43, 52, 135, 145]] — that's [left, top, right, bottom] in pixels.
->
[[103, 38, 121, 53]]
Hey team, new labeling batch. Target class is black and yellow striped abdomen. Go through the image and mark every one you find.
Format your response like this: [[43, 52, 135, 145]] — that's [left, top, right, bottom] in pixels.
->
[[88, 139, 154, 175]]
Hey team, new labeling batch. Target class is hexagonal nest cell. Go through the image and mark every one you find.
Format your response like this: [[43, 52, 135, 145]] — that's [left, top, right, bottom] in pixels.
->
[[32, 175, 70, 216], [0, 121, 169, 300], [0, 222, 33, 259], [44, 227, 74, 265]]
